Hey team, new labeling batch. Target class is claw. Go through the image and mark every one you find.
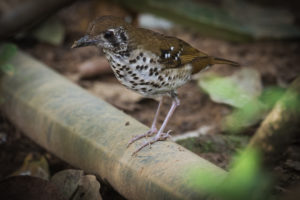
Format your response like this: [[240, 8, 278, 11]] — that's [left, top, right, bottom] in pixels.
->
[[131, 130, 172, 156], [129, 96, 179, 156], [161, 130, 172, 139], [127, 127, 157, 148], [132, 141, 151, 156]]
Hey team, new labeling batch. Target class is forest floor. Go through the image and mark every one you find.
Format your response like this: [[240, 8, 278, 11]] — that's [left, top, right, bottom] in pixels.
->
[[0, 0, 300, 199]]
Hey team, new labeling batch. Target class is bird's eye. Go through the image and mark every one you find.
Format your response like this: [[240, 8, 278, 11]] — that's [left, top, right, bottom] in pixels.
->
[[104, 31, 114, 39]]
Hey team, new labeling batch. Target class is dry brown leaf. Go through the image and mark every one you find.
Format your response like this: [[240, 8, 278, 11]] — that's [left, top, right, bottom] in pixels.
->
[[10, 153, 50, 180], [51, 169, 102, 200], [72, 175, 102, 200], [78, 57, 112, 79]]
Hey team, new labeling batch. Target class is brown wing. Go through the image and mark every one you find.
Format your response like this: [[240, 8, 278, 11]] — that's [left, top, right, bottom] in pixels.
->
[[155, 36, 239, 73], [160, 37, 208, 68], [133, 28, 239, 74], [133, 28, 206, 65]]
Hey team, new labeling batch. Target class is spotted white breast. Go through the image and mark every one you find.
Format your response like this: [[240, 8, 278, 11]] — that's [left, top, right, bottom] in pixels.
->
[[103, 49, 192, 98]]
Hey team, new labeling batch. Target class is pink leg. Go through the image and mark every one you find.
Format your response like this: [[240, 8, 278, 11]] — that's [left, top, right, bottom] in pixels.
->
[[132, 96, 180, 155], [127, 97, 163, 147]]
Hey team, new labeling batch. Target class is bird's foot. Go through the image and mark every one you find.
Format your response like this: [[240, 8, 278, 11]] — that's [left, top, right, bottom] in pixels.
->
[[127, 127, 157, 148], [131, 130, 172, 156], [158, 130, 172, 140]]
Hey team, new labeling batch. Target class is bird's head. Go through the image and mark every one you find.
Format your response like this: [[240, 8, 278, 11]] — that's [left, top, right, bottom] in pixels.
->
[[72, 16, 130, 52]]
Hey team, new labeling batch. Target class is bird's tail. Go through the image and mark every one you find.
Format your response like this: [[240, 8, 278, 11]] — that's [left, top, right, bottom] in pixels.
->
[[191, 56, 240, 74], [211, 57, 240, 66]]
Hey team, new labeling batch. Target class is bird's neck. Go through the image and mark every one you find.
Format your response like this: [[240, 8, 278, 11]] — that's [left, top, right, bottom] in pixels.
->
[[102, 44, 135, 59], [102, 48, 130, 66]]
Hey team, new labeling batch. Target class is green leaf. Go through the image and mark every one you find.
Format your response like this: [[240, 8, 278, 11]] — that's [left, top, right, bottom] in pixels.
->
[[0, 63, 15, 76], [198, 68, 262, 108], [188, 148, 271, 200], [223, 99, 266, 133], [259, 86, 286, 109], [223, 86, 286, 133], [220, 148, 271, 200]]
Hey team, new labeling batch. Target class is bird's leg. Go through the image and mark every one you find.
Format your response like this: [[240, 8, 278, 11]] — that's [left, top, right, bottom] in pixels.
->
[[152, 97, 179, 140], [132, 95, 180, 155], [127, 97, 163, 147]]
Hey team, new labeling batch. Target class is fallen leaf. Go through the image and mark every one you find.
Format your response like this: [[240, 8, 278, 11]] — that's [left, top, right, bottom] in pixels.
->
[[51, 170, 83, 199], [198, 68, 268, 133], [51, 169, 102, 200], [222, 86, 286, 133], [78, 57, 112, 79], [72, 175, 102, 200], [10, 153, 50, 180], [198, 68, 262, 108], [222, 99, 267, 133]]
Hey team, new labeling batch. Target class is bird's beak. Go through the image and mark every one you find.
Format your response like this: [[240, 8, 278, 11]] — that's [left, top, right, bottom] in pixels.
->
[[71, 35, 97, 48]]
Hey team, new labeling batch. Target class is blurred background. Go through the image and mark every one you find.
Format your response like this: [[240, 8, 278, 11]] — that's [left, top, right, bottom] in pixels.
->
[[0, 0, 300, 199]]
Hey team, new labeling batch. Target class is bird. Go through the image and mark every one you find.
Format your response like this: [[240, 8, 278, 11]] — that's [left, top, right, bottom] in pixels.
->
[[72, 16, 239, 155]]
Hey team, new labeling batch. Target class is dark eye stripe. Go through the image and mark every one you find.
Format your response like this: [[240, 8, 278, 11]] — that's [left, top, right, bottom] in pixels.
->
[[120, 32, 127, 42], [103, 30, 118, 47], [104, 31, 114, 39]]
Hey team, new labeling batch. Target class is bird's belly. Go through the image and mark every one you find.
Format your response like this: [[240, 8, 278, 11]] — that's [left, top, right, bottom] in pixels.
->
[[106, 51, 192, 97], [113, 64, 192, 97]]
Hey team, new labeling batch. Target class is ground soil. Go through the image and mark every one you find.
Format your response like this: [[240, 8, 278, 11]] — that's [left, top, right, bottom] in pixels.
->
[[1, 0, 300, 199]]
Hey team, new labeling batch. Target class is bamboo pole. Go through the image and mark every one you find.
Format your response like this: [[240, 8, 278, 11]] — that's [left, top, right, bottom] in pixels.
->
[[0, 50, 227, 200]]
